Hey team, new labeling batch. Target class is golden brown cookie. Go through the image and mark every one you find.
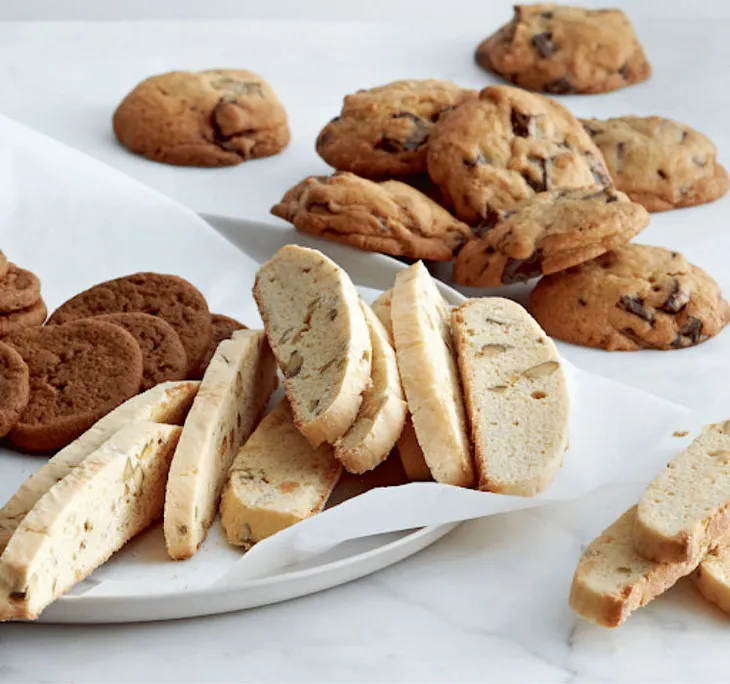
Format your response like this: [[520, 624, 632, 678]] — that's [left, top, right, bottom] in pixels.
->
[[581, 116, 730, 212], [4, 320, 143, 451], [316, 80, 477, 179], [475, 5, 651, 94], [0, 341, 29, 439], [192, 313, 248, 379], [453, 186, 649, 287], [113, 69, 290, 167], [0, 264, 41, 313], [47, 273, 212, 377], [529, 244, 729, 351], [426, 85, 610, 224], [272, 172, 472, 261], [0, 299, 47, 336]]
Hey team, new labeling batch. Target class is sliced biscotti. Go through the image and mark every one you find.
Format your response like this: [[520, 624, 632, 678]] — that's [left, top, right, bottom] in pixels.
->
[[254, 245, 372, 446], [391, 261, 474, 487], [220, 399, 343, 547], [570, 507, 698, 628], [334, 302, 406, 474], [371, 289, 394, 334], [0, 422, 181, 620], [694, 546, 730, 614], [164, 330, 278, 560], [0, 380, 199, 554], [452, 298, 569, 496]]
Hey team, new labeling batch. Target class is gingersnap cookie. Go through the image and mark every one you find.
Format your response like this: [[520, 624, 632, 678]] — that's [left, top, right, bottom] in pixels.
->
[[47, 273, 212, 377], [95, 313, 188, 391], [0, 251, 9, 280], [453, 186, 649, 287], [272, 172, 472, 261], [581, 116, 730, 212], [0, 264, 41, 313], [4, 320, 143, 451], [113, 69, 290, 167], [316, 80, 477, 179], [529, 244, 729, 351], [475, 5, 651, 95], [193, 313, 248, 379], [0, 299, 47, 336], [426, 85, 611, 224], [0, 341, 29, 440]]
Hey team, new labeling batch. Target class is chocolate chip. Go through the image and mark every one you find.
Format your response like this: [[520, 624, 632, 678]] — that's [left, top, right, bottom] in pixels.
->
[[619, 328, 647, 349], [590, 163, 612, 186], [523, 156, 548, 193], [617, 63, 629, 79], [531, 32, 556, 58], [473, 206, 503, 238], [463, 150, 489, 168], [660, 280, 689, 314], [578, 298, 588, 307], [544, 78, 574, 94], [502, 252, 543, 284], [671, 316, 704, 348], [604, 188, 620, 203], [374, 112, 430, 153], [657, 169, 668, 179], [511, 110, 533, 137], [582, 122, 601, 137], [617, 295, 655, 325]]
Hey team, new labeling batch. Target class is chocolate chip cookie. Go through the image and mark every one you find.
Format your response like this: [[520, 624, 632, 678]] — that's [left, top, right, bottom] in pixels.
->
[[272, 172, 472, 261], [453, 186, 649, 287], [0, 341, 29, 439], [316, 80, 477, 179], [529, 244, 729, 351], [193, 313, 248, 379], [475, 5, 651, 95], [426, 85, 610, 224], [113, 69, 290, 167], [0, 264, 41, 313], [581, 116, 729, 212]]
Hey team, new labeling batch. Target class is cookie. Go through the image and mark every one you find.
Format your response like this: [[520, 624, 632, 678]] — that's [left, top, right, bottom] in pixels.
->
[[272, 172, 472, 261], [95, 313, 188, 391], [316, 79, 478, 179], [426, 85, 611, 224], [581, 116, 730, 212], [453, 186, 649, 287], [529, 244, 730, 351], [0, 299, 47, 336], [47, 273, 212, 377], [0, 264, 41, 313], [0, 251, 9, 280], [0, 341, 29, 439], [4, 320, 144, 451], [475, 5, 651, 95], [193, 313, 248, 379], [113, 69, 290, 167]]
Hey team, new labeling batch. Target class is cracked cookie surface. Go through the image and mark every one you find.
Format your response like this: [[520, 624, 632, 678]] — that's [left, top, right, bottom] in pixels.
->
[[427, 85, 610, 224], [529, 244, 729, 351], [272, 172, 472, 261], [113, 69, 290, 167], [453, 186, 649, 287], [475, 4, 651, 94], [581, 116, 729, 212]]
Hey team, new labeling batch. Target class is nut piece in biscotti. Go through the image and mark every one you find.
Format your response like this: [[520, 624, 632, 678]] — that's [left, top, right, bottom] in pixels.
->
[[475, 5, 651, 95], [164, 330, 278, 560], [192, 313, 248, 379], [453, 186, 649, 287], [0, 265, 41, 314], [254, 245, 372, 446], [272, 173, 472, 261], [0, 341, 29, 440], [113, 69, 290, 167], [569, 507, 698, 628], [220, 399, 343, 548], [0, 300, 47, 336], [391, 262, 474, 487], [529, 244, 729, 351], [581, 116, 729, 212], [426, 85, 610, 224], [48, 272, 212, 378], [3, 320, 143, 452], [694, 546, 730, 615], [0, 422, 181, 621], [316, 79, 478, 179], [634, 421, 730, 564], [452, 298, 568, 496]]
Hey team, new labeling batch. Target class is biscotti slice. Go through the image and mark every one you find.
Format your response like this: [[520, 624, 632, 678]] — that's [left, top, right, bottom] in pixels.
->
[[634, 420, 730, 563], [220, 399, 343, 547], [0, 380, 199, 554], [694, 546, 730, 614], [570, 507, 698, 628], [164, 330, 278, 559], [254, 245, 372, 446], [371, 289, 394, 335], [0, 422, 182, 620], [452, 298, 569, 496], [391, 262, 473, 487]]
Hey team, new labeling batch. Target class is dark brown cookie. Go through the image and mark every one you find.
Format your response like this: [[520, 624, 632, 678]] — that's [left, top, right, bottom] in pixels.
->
[[0, 299, 47, 336], [95, 312, 188, 391], [4, 320, 143, 451], [0, 341, 29, 439], [47, 273, 212, 377], [193, 313, 248, 379], [0, 264, 41, 313]]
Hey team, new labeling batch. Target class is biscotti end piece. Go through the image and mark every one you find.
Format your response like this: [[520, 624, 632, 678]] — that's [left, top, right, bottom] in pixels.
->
[[694, 546, 730, 615], [371, 289, 394, 340]]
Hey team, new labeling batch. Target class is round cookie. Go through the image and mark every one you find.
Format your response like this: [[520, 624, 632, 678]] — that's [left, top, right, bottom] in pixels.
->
[[0, 250, 9, 280], [0, 341, 29, 439], [0, 264, 41, 313], [95, 312, 188, 391], [316, 80, 478, 179], [4, 320, 143, 451], [475, 5, 651, 95], [529, 244, 730, 351], [193, 313, 248, 379], [426, 85, 611, 224], [581, 116, 730, 212], [0, 299, 47, 336], [453, 186, 649, 287], [47, 273, 212, 377], [272, 172, 472, 261], [113, 69, 290, 167]]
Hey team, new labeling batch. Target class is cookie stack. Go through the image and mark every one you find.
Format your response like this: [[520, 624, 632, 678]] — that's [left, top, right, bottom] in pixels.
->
[[0, 251, 47, 337]]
